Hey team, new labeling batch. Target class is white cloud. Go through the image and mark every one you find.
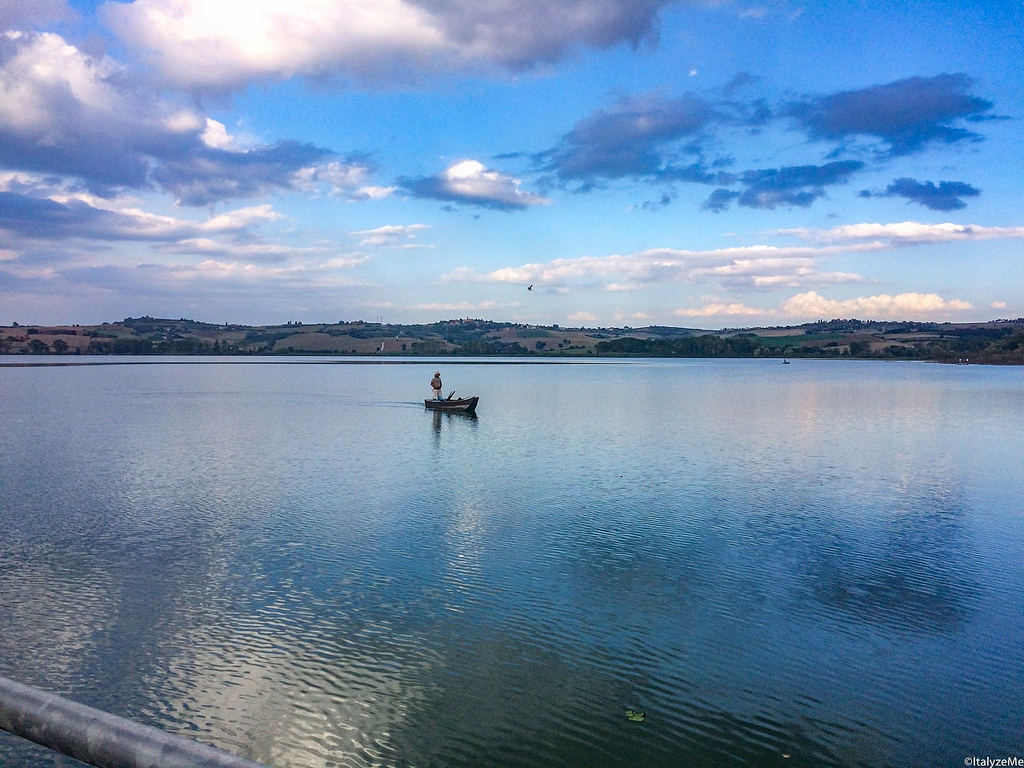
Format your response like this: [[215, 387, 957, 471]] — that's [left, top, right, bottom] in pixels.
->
[[568, 310, 598, 324], [159, 238, 324, 262], [781, 291, 973, 320], [441, 218, 1024, 298], [677, 289, 978, 322], [351, 224, 430, 247], [199, 204, 281, 231], [200, 118, 236, 149], [991, 301, 1007, 310], [697, 256, 816, 276], [156, 250, 371, 287], [315, 160, 371, 191], [289, 159, 376, 198], [675, 301, 764, 317], [101, 0, 672, 90], [442, 243, 866, 291], [320, 254, 370, 270], [53, 193, 282, 240], [0, 179, 325, 269], [350, 185, 396, 201], [779, 221, 1024, 245], [163, 109, 205, 135], [691, 256, 863, 288], [103, 0, 445, 89], [0, 32, 360, 203], [0, 31, 126, 137], [167, 259, 307, 282], [408, 159, 549, 210], [611, 310, 653, 323], [38, 191, 363, 275]]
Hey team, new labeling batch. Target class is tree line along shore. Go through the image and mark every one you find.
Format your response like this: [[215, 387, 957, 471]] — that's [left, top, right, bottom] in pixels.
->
[[3, 316, 1023, 364]]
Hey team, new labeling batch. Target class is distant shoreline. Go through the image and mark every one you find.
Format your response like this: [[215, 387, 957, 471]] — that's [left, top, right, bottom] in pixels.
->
[[3, 316, 1023, 364], [0, 357, 628, 368]]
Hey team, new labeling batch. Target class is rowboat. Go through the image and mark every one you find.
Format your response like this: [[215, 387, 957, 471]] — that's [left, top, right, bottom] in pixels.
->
[[424, 395, 479, 413]]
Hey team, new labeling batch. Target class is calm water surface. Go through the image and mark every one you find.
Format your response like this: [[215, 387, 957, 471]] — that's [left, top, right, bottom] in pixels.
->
[[1, 357, 1022, 767]]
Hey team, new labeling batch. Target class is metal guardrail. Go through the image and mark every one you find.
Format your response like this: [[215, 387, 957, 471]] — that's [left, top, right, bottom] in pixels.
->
[[0, 675, 272, 768]]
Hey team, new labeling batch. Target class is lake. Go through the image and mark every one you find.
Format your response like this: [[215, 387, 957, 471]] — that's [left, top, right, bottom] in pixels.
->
[[1, 357, 1022, 767]]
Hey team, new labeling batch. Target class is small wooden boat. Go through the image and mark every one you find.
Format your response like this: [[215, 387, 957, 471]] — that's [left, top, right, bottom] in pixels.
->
[[424, 395, 479, 412]]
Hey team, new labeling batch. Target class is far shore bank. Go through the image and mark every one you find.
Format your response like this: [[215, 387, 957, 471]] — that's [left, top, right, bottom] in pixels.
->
[[3, 316, 1022, 364]]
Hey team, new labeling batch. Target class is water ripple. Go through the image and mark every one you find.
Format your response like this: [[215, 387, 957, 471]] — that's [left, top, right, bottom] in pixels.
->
[[2, 360, 1022, 767]]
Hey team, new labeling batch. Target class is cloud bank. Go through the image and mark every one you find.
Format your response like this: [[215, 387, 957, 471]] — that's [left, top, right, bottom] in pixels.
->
[[781, 291, 972, 319], [0, 30, 371, 204], [442, 220, 1024, 296], [541, 74, 993, 212], [101, 0, 676, 90], [861, 177, 981, 211], [546, 93, 714, 187], [672, 290, 975, 323], [785, 74, 993, 156]]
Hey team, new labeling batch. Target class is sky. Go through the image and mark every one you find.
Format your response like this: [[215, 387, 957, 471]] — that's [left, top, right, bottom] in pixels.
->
[[1, 0, 1022, 328]]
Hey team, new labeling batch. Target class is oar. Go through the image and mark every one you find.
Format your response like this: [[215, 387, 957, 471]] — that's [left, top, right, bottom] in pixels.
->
[[447, 391, 456, 400]]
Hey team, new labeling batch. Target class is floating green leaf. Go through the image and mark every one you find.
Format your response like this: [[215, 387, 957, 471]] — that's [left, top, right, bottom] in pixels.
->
[[625, 709, 646, 722]]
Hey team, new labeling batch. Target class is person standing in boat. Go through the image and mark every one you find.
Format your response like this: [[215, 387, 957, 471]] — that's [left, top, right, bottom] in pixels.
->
[[430, 371, 443, 400]]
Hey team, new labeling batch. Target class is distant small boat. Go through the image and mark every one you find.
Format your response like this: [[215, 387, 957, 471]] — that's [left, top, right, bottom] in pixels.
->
[[424, 395, 479, 413], [782, 359, 791, 364]]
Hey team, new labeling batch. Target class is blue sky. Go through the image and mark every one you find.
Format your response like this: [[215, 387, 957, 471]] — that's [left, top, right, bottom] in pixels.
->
[[1, 0, 1022, 327]]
